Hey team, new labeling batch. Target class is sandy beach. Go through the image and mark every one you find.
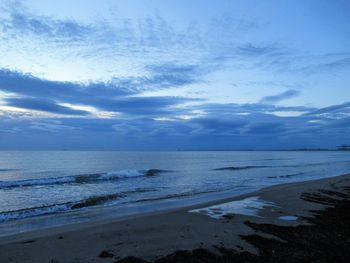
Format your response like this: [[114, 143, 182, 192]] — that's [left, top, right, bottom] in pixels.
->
[[1, 0, 349, 261], [1, 173, 350, 263]]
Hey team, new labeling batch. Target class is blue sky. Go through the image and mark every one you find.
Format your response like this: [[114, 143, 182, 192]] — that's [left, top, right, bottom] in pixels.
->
[[0, 0, 349, 150]]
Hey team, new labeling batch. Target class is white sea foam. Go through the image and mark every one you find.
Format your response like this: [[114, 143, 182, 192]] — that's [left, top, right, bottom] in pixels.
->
[[0, 188, 152, 222], [0, 203, 72, 222], [189, 196, 277, 219], [102, 169, 145, 179]]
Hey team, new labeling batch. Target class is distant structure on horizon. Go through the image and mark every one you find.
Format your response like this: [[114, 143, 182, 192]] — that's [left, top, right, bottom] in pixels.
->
[[338, 144, 350, 151]]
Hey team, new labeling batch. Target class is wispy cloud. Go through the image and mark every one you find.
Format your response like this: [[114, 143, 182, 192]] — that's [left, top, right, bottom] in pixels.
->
[[297, 54, 350, 74], [260, 89, 301, 104], [0, 0, 269, 83], [236, 43, 281, 57]]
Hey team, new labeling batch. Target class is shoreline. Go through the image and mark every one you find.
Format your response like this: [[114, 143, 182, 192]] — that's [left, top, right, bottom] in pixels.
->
[[1, 173, 347, 240], [1, 173, 350, 262]]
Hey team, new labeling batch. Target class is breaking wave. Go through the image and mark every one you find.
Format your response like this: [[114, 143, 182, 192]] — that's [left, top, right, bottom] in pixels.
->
[[0, 188, 154, 222], [0, 169, 170, 189]]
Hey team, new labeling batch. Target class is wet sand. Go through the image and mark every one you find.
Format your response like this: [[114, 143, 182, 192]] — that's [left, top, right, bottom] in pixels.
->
[[1, 173, 350, 263]]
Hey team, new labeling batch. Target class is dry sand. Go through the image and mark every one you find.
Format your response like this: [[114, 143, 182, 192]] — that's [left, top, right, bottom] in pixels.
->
[[1, 174, 350, 263]]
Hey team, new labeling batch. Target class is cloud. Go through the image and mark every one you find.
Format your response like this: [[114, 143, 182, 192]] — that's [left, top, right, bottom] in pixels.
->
[[3, 9, 91, 40], [28, 120, 78, 132], [1, 69, 346, 148], [245, 122, 286, 134], [1, 97, 350, 149], [89, 96, 200, 115], [196, 102, 313, 116], [329, 117, 350, 128], [318, 57, 350, 70], [260, 89, 301, 104], [145, 63, 204, 88], [236, 43, 280, 57], [0, 1, 212, 83], [0, 69, 200, 116], [0, 1, 350, 149], [298, 55, 350, 73], [0, 69, 132, 100], [4, 97, 90, 116], [2, 0, 349, 84], [304, 102, 350, 117], [189, 117, 247, 135], [0, 0, 272, 84], [1, 1, 170, 46]]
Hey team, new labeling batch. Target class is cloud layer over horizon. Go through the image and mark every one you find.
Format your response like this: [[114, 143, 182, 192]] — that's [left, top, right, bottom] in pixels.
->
[[0, 0, 349, 150]]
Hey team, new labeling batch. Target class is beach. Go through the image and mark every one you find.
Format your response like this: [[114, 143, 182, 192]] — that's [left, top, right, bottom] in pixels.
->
[[1, 173, 350, 263], [1, 0, 349, 261]]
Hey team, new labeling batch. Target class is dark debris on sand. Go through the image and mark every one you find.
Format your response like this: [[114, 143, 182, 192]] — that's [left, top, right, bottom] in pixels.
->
[[114, 185, 350, 263], [99, 250, 114, 258]]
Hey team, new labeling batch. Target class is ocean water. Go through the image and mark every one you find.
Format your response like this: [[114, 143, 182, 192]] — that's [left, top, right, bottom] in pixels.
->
[[0, 150, 349, 236]]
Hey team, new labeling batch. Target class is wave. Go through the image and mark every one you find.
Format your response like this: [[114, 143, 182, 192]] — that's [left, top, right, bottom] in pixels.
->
[[247, 158, 292, 162], [132, 190, 219, 203], [213, 166, 266, 171], [0, 203, 72, 222], [0, 169, 170, 189], [71, 193, 124, 209], [0, 168, 21, 172], [0, 188, 154, 222], [267, 173, 304, 179], [129, 185, 248, 204], [213, 160, 349, 171]]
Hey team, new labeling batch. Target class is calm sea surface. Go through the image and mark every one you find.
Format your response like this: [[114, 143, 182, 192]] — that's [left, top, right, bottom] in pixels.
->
[[0, 151, 349, 235]]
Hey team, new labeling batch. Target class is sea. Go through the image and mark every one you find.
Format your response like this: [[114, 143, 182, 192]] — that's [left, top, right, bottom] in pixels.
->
[[0, 150, 349, 236]]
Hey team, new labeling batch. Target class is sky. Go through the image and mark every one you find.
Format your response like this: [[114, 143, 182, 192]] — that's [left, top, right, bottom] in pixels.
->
[[0, 0, 349, 150]]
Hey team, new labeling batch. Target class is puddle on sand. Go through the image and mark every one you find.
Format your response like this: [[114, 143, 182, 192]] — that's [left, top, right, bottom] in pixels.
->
[[189, 196, 277, 219]]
